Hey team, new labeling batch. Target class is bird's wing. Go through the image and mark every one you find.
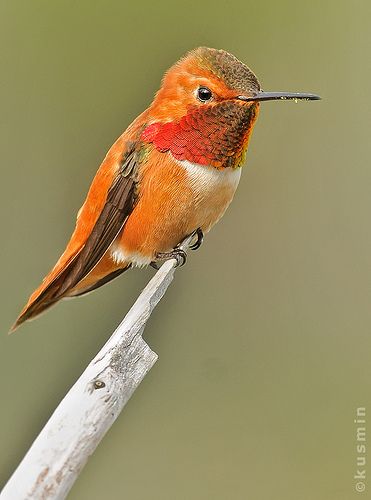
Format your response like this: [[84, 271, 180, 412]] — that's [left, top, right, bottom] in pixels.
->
[[12, 138, 142, 330]]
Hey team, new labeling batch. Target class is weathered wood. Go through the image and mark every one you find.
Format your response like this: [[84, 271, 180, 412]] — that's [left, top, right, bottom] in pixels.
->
[[1, 248, 187, 499]]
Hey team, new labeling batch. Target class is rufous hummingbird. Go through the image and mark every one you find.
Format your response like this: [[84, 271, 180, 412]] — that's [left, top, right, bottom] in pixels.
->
[[11, 47, 320, 331]]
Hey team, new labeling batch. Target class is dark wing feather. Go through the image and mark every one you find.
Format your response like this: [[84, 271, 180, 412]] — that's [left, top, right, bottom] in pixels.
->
[[12, 143, 140, 329], [55, 167, 136, 297]]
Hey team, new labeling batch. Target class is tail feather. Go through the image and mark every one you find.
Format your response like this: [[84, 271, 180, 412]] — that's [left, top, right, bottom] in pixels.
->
[[67, 266, 130, 298], [11, 252, 129, 332], [11, 252, 82, 332]]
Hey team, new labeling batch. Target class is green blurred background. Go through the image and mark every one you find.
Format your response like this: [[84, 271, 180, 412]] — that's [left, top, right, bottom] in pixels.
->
[[1, 1, 370, 499]]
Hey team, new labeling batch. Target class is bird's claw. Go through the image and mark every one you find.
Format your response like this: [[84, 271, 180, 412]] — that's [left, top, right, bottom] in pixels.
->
[[189, 227, 204, 251]]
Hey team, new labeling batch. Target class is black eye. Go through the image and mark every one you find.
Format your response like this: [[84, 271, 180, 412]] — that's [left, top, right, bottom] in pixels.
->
[[197, 86, 213, 102]]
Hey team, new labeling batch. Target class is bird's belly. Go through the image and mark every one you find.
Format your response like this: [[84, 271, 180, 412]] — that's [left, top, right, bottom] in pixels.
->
[[111, 156, 241, 267]]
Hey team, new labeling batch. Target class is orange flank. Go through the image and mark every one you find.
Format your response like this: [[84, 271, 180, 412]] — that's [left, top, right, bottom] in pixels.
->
[[12, 47, 319, 331]]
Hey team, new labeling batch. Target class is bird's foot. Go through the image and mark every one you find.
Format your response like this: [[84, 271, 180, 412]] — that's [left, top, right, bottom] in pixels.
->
[[189, 227, 204, 251], [151, 228, 203, 269], [155, 248, 187, 268]]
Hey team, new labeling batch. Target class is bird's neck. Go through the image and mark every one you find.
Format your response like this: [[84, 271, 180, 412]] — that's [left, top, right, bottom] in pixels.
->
[[141, 102, 259, 169]]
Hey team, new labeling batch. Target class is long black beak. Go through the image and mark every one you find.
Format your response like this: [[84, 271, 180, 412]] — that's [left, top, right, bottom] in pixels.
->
[[237, 91, 321, 102]]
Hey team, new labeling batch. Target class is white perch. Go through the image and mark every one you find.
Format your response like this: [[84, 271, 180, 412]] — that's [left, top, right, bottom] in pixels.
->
[[1, 249, 186, 500]]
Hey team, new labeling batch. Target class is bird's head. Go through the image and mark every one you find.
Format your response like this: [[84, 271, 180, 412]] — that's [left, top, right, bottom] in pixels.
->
[[142, 47, 319, 169]]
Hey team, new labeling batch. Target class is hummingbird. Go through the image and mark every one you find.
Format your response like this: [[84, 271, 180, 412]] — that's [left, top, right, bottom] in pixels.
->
[[11, 47, 320, 331]]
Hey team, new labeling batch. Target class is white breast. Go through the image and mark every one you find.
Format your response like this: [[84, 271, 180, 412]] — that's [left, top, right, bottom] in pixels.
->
[[179, 160, 241, 199], [177, 159, 242, 232]]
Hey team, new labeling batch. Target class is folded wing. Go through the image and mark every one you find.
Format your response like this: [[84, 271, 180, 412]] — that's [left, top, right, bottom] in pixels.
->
[[12, 141, 140, 331]]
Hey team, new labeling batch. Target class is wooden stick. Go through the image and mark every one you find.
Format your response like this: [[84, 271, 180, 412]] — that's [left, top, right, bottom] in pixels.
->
[[1, 249, 186, 500]]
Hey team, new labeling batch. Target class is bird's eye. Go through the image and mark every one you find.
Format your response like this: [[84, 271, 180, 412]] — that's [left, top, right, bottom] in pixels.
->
[[197, 86, 213, 102]]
